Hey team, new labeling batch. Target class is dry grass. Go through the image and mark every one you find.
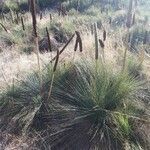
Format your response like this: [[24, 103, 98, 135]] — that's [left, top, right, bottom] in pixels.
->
[[0, 50, 55, 89], [0, 23, 149, 89], [0, 24, 128, 90]]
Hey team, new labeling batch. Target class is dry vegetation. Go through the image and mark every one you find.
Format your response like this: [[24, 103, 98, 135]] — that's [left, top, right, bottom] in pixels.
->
[[0, 0, 150, 150]]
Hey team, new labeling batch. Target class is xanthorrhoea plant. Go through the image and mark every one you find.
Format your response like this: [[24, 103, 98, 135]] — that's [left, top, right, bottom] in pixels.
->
[[0, 59, 147, 149], [47, 60, 143, 150]]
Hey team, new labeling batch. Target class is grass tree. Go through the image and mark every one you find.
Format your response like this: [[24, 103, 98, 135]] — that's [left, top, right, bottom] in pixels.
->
[[47, 60, 144, 149], [0, 58, 148, 149]]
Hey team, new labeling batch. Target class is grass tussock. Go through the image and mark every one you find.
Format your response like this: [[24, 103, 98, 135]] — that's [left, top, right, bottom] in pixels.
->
[[0, 59, 149, 149]]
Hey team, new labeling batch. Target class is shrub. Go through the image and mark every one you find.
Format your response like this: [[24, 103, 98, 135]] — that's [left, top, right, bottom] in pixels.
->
[[112, 10, 127, 27], [64, 0, 94, 12], [127, 57, 143, 78], [123, 25, 150, 52], [85, 6, 101, 16], [0, 0, 20, 12], [0, 25, 25, 47], [50, 20, 75, 43]]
